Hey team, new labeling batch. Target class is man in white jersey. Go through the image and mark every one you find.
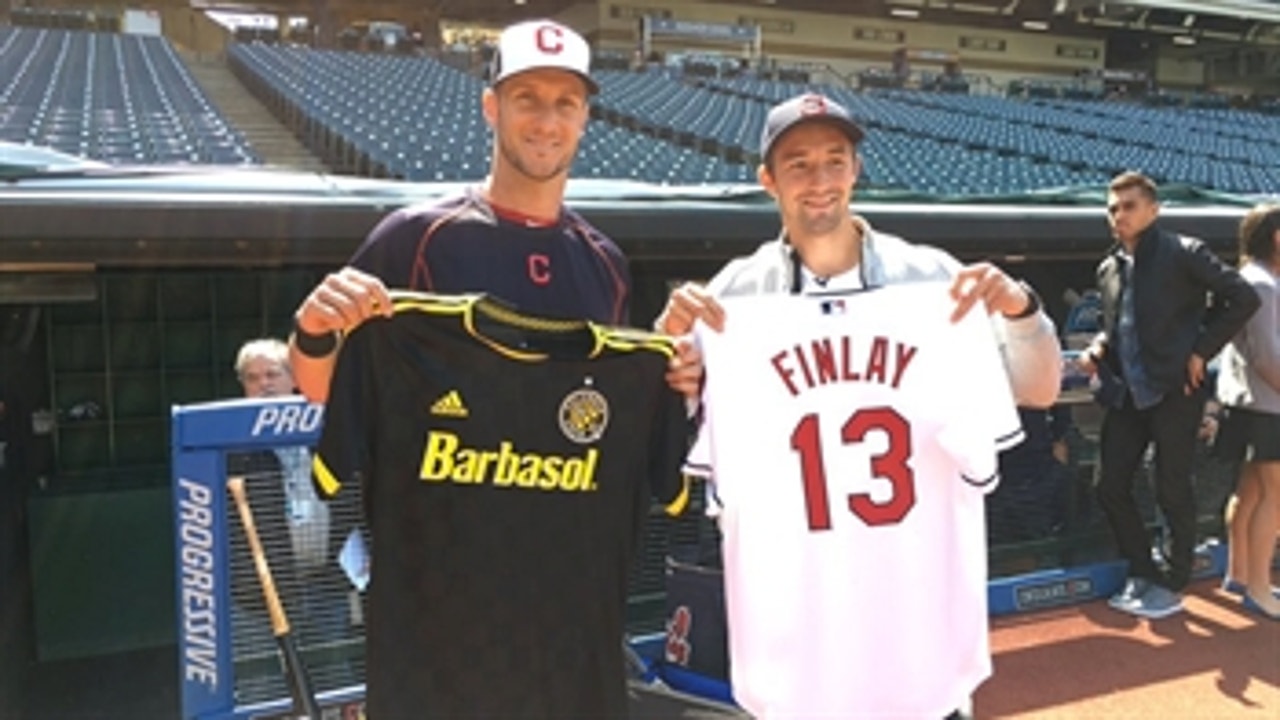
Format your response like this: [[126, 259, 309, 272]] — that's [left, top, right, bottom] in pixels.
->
[[657, 94, 1062, 718], [685, 285, 1024, 718], [660, 94, 1060, 404]]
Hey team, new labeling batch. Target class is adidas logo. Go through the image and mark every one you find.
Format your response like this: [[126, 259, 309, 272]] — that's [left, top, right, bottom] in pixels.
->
[[430, 390, 469, 418]]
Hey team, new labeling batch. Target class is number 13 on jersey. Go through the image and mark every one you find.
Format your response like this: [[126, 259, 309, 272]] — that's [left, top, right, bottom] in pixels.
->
[[789, 406, 915, 531]]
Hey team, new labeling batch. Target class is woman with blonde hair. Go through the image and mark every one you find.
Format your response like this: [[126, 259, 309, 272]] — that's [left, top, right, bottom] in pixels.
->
[[1218, 204, 1280, 620]]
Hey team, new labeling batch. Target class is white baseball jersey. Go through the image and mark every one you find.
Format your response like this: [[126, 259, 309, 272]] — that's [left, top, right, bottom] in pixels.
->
[[685, 283, 1024, 720]]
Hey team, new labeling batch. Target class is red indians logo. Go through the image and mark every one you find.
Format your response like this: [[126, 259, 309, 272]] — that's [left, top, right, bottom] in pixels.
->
[[664, 605, 693, 666], [535, 25, 564, 55], [528, 254, 551, 285], [799, 94, 827, 116]]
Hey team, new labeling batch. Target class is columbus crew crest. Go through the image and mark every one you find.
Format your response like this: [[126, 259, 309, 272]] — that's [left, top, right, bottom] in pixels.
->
[[558, 379, 609, 444]]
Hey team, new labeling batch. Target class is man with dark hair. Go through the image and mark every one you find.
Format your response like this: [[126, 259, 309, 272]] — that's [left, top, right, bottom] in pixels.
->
[[289, 19, 621, 401], [287, 20, 705, 717], [660, 94, 1061, 406], [1078, 171, 1259, 618], [657, 93, 1061, 720]]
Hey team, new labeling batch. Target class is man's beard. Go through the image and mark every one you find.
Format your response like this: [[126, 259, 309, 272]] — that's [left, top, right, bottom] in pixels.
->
[[794, 206, 843, 237], [498, 135, 573, 182]]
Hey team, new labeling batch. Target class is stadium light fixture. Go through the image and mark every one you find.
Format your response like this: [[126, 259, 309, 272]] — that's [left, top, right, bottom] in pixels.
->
[[952, 2, 1000, 13], [1172, 34, 1196, 44], [890, 8, 921, 18], [1022, 19, 1050, 30]]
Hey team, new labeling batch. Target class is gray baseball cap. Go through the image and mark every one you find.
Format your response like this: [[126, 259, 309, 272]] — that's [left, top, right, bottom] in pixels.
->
[[760, 93, 865, 162]]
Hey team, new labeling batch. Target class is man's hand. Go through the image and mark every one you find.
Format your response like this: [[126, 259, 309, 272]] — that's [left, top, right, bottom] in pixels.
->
[[296, 267, 393, 335], [948, 263, 1031, 323], [1185, 353, 1206, 395], [1051, 439, 1069, 465], [1076, 342, 1105, 376], [665, 338, 703, 400], [1197, 413, 1219, 442], [657, 283, 726, 336]]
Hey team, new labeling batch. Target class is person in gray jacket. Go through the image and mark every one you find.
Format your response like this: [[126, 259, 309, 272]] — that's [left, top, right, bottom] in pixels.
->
[[1216, 203, 1280, 621], [659, 93, 1061, 410]]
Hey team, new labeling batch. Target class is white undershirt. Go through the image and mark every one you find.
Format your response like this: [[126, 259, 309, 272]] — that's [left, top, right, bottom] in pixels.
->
[[801, 264, 864, 294]]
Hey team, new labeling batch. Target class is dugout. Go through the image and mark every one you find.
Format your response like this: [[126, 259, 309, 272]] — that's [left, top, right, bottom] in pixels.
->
[[0, 176, 1259, 693]]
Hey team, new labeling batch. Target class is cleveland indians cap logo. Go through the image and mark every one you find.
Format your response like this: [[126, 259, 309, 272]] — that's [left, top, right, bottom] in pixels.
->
[[534, 24, 564, 55], [799, 94, 828, 116], [665, 605, 693, 666], [558, 378, 609, 444]]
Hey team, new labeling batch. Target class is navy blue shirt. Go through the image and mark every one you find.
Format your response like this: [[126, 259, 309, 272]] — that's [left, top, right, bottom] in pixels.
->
[[351, 187, 631, 325]]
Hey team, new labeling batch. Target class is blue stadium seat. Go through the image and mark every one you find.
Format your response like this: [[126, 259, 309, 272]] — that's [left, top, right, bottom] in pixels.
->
[[0, 27, 258, 166]]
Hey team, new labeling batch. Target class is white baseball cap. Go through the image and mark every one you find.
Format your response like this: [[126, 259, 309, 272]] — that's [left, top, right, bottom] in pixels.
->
[[490, 20, 598, 95]]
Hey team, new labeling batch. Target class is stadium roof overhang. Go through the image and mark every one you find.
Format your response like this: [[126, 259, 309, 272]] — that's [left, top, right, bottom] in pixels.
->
[[865, 0, 1279, 44], [187, 0, 582, 24], [176, 0, 1278, 45], [0, 165, 1259, 267]]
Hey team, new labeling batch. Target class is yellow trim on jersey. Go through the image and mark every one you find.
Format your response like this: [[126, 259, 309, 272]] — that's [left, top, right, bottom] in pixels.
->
[[312, 455, 341, 497], [389, 291, 477, 316], [597, 326, 677, 359], [664, 474, 692, 517], [384, 290, 678, 362]]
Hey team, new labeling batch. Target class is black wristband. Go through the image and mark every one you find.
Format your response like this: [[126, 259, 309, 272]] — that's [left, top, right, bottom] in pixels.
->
[[292, 321, 339, 358], [1006, 281, 1042, 320]]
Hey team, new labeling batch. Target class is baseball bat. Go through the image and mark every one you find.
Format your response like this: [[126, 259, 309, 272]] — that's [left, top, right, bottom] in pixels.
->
[[228, 476, 323, 720]]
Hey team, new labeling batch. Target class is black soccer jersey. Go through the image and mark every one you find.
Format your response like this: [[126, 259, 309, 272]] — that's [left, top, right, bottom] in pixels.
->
[[313, 292, 690, 719], [351, 188, 631, 325]]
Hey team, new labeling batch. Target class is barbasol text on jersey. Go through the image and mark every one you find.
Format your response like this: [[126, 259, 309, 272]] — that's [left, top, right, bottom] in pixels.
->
[[419, 430, 598, 491]]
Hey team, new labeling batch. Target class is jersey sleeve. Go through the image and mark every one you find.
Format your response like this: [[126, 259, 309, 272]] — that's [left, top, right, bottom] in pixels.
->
[[681, 322, 720, 515], [682, 413, 712, 480], [312, 325, 376, 503], [684, 416, 725, 519], [935, 306, 1026, 492], [680, 319, 716, 482], [649, 383, 693, 517]]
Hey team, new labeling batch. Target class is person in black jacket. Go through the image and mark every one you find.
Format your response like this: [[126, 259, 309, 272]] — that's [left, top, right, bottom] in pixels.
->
[[1078, 172, 1260, 619]]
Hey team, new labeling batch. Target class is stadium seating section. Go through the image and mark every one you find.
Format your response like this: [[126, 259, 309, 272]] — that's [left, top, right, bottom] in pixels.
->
[[2, 25, 1277, 195], [0, 26, 257, 164]]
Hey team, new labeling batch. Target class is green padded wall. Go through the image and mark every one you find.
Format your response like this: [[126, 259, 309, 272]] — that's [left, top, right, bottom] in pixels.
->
[[28, 488, 175, 660]]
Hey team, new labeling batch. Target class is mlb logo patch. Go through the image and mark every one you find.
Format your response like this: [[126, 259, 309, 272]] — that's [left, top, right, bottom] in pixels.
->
[[819, 299, 847, 315]]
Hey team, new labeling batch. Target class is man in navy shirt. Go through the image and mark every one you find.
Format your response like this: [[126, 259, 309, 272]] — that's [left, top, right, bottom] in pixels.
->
[[285, 19, 702, 717], [290, 19, 636, 399]]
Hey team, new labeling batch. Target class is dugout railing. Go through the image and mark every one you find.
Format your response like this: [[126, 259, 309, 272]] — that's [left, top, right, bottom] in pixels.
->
[[172, 396, 367, 720]]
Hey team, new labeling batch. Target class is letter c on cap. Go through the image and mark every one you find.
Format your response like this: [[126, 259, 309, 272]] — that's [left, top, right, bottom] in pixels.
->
[[536, 25, 564, 54], [800, 94, 827, 116]]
